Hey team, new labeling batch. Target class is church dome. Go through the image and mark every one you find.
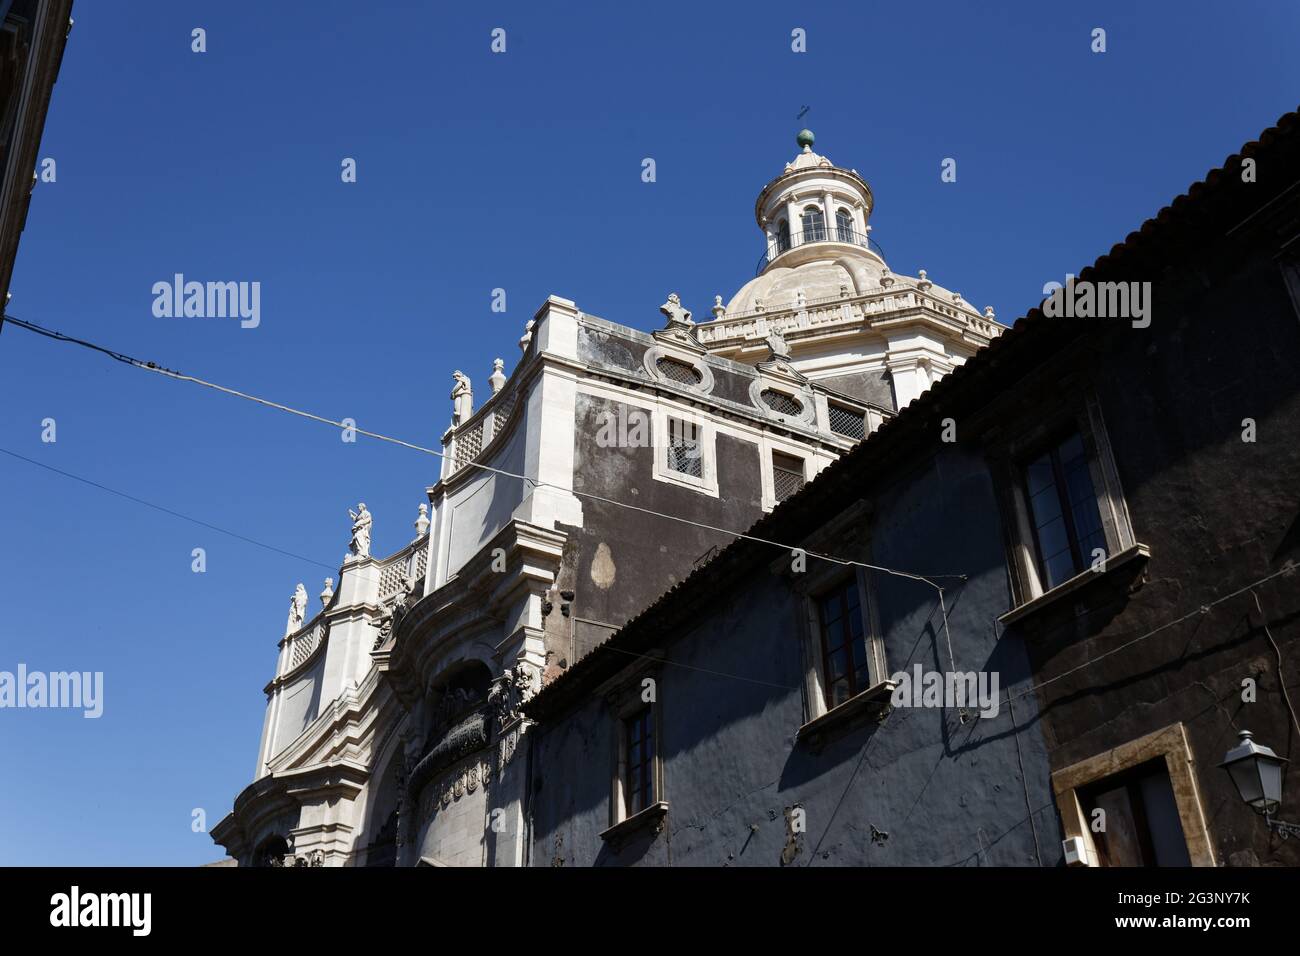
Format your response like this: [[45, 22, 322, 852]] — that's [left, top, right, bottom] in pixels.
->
[[726, 130, 884, 314]]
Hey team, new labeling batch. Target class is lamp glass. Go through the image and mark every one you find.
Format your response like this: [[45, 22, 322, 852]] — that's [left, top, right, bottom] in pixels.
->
[[1258, 757, 1284, 812], [1226, 757, 1264, 808]]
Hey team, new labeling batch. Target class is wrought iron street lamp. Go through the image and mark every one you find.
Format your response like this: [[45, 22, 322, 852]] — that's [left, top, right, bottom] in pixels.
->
[[1219, 729, 1300, 839]]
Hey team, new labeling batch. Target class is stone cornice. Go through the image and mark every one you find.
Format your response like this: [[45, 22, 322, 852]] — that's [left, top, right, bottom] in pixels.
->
[[754, 163, 874, 227], [266, 667, 399, 774], [700, 287, 1002, 349], [212, 755, 369, 861]]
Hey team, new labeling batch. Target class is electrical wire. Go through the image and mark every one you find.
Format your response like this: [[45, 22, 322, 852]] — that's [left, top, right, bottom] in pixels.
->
[[2, 312, 968, 591], [999, 561, 1298, 709], [0, 446, 337, 572], [1252, 588, 1300, 742], [11, 312, 1288, 719]]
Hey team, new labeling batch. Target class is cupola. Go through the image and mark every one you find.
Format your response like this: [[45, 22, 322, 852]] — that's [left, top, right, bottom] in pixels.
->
[[728, 130, 886, 315]]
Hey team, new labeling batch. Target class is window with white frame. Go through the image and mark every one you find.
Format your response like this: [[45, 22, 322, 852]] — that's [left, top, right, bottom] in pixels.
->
[[835, 208, 855, 243], [802, 206, 826, 243], [666, 417, 702, 478], [652, 405, 718, 496], [621, 706, 656, 817], [817, 578, 872, 709], [827, 401, 867, 440], [772, 451, 805, 503], [797, 567, 887, 720], [604, 674, 666, 832], [1022, 430, 1108, 590], [993, 395, 1139, 609], [776, 219, 791, 253]]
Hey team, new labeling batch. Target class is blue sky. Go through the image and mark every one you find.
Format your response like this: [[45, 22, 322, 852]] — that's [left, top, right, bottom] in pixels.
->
[[0, 1, 1295, 866]]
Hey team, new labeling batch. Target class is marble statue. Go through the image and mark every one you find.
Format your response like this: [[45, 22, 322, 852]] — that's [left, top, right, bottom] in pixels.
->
[[451, 371, 473, 425], [659, 292, 693, 327], [348, 503, 372, 558], [286, 583, 308, 635], [765, 329, 791, 360]]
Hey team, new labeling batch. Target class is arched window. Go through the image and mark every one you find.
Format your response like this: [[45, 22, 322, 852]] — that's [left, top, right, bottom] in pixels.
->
[[776, 219, 790, 254], [254, 835, 290, 868], [426, 662, 493, 741], [801, 206, 825, 243], [836, 208, 855, 243]]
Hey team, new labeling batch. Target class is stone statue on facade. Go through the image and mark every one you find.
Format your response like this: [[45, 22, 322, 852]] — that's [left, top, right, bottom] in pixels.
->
[[372, 615, 393, 651], [451, 371, 473, 425], [654, 292, 705, 351], [765, 329, 791, 361], [489, 662, 540, 730], [659, 292, 693, 328], [348, 503, 372, 559], [285, 583, 308, 636]]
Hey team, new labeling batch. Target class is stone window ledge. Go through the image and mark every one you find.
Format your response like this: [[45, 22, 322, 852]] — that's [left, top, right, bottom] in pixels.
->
[[797, 679, 896, 750], [998, 543, 1150, 627], [600, 801, 669, 848]]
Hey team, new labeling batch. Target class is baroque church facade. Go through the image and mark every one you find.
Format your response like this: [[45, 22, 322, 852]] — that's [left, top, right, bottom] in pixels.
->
[[211, 131, 1004, 866]]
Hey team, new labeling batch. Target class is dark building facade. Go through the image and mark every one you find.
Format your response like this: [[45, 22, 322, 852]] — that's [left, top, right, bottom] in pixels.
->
[[524, 108, 1300, 867], [0, 0, 72, 317]]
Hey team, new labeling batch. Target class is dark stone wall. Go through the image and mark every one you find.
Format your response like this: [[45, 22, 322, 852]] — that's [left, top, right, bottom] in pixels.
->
[[530, 442, 1057, 867], [705, 361, 764, 409], [1014, 251, 1300, 866], [577, 325, 644, 375], [563, 392, 765, 635], [534, 238, 1300, 868], [816, 369, 896, 411]]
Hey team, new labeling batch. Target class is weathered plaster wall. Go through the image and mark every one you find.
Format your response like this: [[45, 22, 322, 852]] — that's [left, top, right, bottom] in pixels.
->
[[1019, 252, 1300, 866], [814, 368, 895, 410], [565, 391, 766, 631], [530, 444, 1057, 867]]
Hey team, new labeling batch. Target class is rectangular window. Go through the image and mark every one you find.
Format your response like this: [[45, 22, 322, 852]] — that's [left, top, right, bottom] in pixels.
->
[[828, 402, 866, 440], [818, 579, 871, 709], [772, 451, 805, 502], [1078, 759, 1192, 867], [666, 417, 702, 478], [1023, 431, 1107, 590], [623, 707, 655, 816]]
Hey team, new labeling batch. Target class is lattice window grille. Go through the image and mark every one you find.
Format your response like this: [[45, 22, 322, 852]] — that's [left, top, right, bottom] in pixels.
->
[[667, 418, 703, 478], [828, 403, 866, 439], [290, 623, 323, 669], [455, 422, 484, 467], [493, 391, 520, 435], [656, 357, 703, 386], [772, 452, 806, 503], [761, 389, 803, 417]]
